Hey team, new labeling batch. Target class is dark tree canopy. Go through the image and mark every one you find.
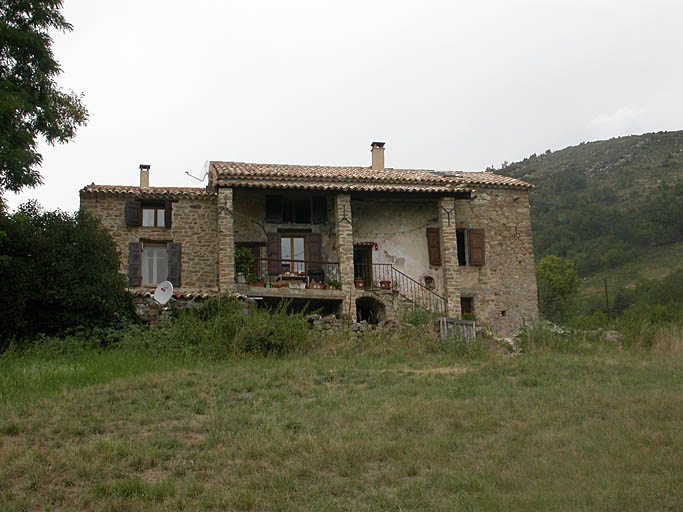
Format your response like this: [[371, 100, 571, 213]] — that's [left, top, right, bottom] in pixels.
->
[[0, 201, 135, 345], [0, 0, 88, 193]]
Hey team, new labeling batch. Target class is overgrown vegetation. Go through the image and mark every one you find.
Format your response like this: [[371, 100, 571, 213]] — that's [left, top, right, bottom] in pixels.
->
[[0, 201, 135, 347]]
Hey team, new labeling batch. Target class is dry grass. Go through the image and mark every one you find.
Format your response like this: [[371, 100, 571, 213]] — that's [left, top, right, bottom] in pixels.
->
[[1, 344, 682, 511]]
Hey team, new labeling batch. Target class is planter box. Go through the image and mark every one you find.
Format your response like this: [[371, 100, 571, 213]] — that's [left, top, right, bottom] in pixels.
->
[[249, 282, 265, 288], [354, 280, 365, 289], [380, 280, 391, 290]]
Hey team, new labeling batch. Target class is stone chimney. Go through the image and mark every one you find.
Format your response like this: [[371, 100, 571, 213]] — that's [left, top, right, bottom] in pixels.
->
[[139, 164, 150, 188], [371, 142, 385, 171]]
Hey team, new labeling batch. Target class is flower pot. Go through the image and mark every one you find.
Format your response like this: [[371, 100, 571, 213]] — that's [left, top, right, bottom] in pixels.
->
[[249, 282, 265, 288], [354, 280, 365, 289], [380, 280, 391, 290]]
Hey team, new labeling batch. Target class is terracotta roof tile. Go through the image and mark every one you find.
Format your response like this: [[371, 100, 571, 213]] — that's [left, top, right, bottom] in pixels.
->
[[80, 184, 214, 199], [211, 161, 532, 190]]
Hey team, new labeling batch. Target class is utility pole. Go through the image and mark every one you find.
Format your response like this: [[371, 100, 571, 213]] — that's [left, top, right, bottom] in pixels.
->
[[604, 279, 611, 323]]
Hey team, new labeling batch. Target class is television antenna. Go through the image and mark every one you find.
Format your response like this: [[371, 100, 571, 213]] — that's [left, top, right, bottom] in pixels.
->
[[153, 281, 174, 306]]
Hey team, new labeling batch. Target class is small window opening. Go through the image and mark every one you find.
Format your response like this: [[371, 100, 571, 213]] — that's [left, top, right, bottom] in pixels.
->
[[460, 297, 473, 317], [501, 310, 507, 317]]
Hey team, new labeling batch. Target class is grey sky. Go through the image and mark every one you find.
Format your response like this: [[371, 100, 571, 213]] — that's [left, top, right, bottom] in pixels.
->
[[7, 0, 683, 213]]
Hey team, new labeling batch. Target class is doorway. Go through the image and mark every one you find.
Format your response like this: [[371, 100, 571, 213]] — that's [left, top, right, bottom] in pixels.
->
[[353, 244, 373, 285]]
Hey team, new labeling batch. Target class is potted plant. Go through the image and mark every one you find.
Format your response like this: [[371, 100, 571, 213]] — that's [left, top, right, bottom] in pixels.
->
[[326, 279, 341, 290], [354, 279, 365, 289], [249, 276, 265, 287], [380, 280, 391, 290], [391, 281, 399, 295]]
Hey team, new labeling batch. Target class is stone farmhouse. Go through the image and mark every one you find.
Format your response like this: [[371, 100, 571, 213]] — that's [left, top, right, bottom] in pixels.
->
[[80, 142, 538, 334]]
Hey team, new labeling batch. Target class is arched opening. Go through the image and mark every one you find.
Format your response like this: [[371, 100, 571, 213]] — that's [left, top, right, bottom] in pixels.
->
[[356, 296, 385, 324]]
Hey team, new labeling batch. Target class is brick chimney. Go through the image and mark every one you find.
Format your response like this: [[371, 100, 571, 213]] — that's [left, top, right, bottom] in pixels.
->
[[139, 164, 150, 188], [371, 142, 385, 170]]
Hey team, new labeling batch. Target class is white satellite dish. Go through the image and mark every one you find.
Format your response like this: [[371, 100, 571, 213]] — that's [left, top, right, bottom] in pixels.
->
[[153, 281, 173, 306]]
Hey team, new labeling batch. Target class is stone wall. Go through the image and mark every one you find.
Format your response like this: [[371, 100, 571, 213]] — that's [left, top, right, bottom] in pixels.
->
[[453, 188, 538, 334], [80, 193, 218, 290]]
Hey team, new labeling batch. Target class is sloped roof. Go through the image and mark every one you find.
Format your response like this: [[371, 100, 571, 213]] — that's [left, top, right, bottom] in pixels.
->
[[211, 161, 532, 191], [80, 184, 214, 199]]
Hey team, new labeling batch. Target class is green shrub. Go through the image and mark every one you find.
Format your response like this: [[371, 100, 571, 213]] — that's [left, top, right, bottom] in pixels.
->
[[0, 202, 135, 348], [169, 297, 310, 358]]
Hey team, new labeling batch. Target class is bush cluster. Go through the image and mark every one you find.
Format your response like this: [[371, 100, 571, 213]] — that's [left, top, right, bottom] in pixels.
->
[[0, 202, 135, 349]]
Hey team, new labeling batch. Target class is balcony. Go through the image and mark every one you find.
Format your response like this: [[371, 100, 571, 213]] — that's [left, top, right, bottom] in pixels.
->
[[235, 259, 344, 300]]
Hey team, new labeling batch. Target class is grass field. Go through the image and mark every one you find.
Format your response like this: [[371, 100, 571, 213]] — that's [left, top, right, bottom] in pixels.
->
[[1, 340, 682, 511]]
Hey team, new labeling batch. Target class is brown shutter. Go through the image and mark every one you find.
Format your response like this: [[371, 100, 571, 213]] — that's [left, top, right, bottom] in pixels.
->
[[125, 200, 140, 227], [128, 242, 142, 286], [311, 196, 327, 224], [308, 233, 322, 271], [469, 229, 485, 266], [265, 196, 283, 223], [167, 243, 182, 287], [426, 227, 442, 266], [266, 233, 281, 274], [164, 200, 172, 228]]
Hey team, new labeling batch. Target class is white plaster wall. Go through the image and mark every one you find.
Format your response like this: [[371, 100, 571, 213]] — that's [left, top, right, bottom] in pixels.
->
[[351, 198, 443, 294]]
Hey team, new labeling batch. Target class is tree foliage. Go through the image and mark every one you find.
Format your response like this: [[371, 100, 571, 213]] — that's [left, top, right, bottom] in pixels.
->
[[0, 202, 135, 346], [0, 0, 88, 193], [536, 255, 580, 322]]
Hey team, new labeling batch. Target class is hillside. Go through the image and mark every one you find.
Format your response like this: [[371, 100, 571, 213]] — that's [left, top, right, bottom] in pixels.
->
[[499, 130, 683, 292]]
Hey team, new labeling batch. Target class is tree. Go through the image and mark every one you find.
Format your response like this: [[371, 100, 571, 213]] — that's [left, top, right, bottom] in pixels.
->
[[0, 202, 135, 346], [0, 0, 88, 195], [536, 255, 580, 323]]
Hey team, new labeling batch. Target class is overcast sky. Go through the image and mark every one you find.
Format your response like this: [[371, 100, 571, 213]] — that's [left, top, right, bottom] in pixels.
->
[[7, 0, 683, 213]]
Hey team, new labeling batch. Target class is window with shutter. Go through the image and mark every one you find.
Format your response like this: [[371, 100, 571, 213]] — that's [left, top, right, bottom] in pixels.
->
[[164, 200, 172, 228], [266, 233, 281, 274], [308, 233, 322, 271], [126, 201, 141, 227], [469, 229, 485, 266], [167, 243, 181, 287], [426, 227, 442, 266], [128, 242, 142, 286]]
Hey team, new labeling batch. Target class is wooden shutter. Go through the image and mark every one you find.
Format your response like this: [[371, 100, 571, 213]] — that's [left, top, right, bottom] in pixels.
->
[[469, 229, 485, 266], [266, 232, 281, 274], [426, 227, 442, 266], [128, 242, 142, 286], [265, 195, 283, 223], [164, 200, 172, 228], [311, 196, 327, 224], [308, 233, 322, 271], [125, 200, 140, 227], [167, 243, 182, 287]]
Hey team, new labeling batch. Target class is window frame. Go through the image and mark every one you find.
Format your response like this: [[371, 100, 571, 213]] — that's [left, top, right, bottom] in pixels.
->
[[141, 243, 169, 286], [280, 235, 307, 273], [141, 202, 166, 228]]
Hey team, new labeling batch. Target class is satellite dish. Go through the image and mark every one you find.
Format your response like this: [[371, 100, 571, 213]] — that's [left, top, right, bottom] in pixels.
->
[[153, 281, 173, 305]]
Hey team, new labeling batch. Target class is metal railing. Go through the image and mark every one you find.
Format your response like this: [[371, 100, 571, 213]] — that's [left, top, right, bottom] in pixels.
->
[[354, 262, 449, 316], [237, 258, 340, 288]]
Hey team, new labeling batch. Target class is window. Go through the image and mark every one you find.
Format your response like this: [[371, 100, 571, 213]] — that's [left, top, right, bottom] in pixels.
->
[[456, 229, 485, 266], [125, 200, 172, 228], [128, 242, 181, 287], [461, 297, 473, 317], [142, 205, 166, 227], [426, 227, 441, 266], [265, 195, 327, 224], [142, 245, 168, 285], [281, 236, 306, 273]]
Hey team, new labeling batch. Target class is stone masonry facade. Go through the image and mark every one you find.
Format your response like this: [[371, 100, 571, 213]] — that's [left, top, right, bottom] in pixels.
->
[[80, 151, 538, 335]]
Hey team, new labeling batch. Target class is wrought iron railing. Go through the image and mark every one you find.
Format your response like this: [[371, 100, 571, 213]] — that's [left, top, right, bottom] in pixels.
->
[[237, 258, 341, 289], [354, 262, 449, 316]]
